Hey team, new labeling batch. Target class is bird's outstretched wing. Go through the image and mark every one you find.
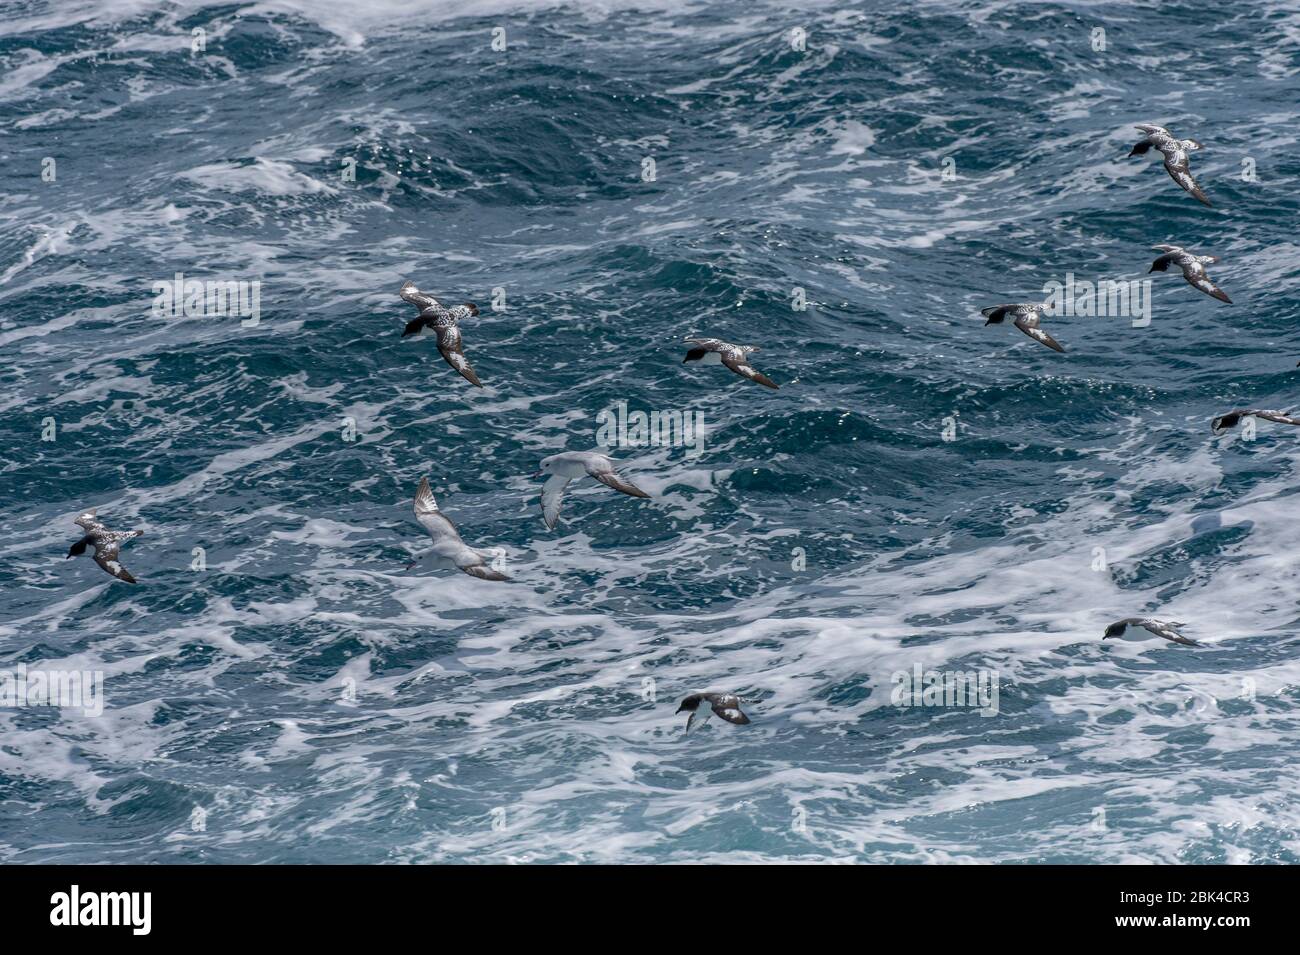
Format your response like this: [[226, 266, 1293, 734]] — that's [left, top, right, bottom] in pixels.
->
[[1183, 270, 1231, 303], [1014, 314, 1065, 353], [1163, 156, 1211, 206], [413, 477, 458, 538], [399, 280, 441, 311], [92, 539, 137, 584], [1255, 410, 1300, 427], [444, 304, 478, 322], [541, 475, 572, 529], [685, 708, 707, 734], [721, 352, 779, 389], [435, 325, 483, 387], [1142, 620, 1200, 647], [461, 562, 509, 582], [588, 461, 651, 498], [709, 698, 751, 725]]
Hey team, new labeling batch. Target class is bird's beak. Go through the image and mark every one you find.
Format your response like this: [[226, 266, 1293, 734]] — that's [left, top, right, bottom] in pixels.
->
[[531, 471, 543, 479]]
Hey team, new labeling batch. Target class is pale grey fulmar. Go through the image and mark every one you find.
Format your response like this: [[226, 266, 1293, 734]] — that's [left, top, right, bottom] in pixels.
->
[[406, 476, 509, 581], [534, 450, 650, 530]]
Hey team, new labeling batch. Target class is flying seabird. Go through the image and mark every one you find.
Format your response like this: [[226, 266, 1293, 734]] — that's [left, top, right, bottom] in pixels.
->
[[682, 337, 778, 389], [1128, 123, 1211, 206], [1211, 408, 1300, 433], [66, 509, 142, 584], [398, 280, 483, 387], [535, 451, 650, 530], [406, 476, 509, 581], [1103, 618, 1200, 647], [1148, 245, 1231, 303], [676, 692, 753, 733], [980, 303, 1064, 352]]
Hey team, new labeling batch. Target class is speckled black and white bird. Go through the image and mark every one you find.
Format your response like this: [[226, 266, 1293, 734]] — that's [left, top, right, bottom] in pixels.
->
[[1211, 408, 1300, 433], [1148, 245, 1231, 303], [980, 302, 1064, 352], [676, 692, 753, 733], [1127, 123, 1211, 206], [682, 337, 778, 389], [1103, 618, 1200, 647], [406, 476, 509, 581], [399, 280, 483, 387], [535, 450, 650, 530], [66, 509, 142, 584]]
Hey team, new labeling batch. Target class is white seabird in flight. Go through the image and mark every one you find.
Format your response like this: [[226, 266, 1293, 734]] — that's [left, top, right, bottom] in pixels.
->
[[406, 476, 509, 581], [535, 451, 650, 530]]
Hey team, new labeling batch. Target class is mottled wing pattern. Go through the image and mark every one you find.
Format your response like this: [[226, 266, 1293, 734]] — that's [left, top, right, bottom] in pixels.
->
[[399, 281, 441, 311], [1013, 314, 1065, 353], [684, 337, 727, 351], [1255, 410, 1300, 427], [1163, 155, 1211, 206], [1141, 619, 1199, 647], [707, 694, 751, 725], [720, 351, 779, 389], [435, 325, 483, 387], [1183, 267, 1231, 303], [92, 538, 137, 584]]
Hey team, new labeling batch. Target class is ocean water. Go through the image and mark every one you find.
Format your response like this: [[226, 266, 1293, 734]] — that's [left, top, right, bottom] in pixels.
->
[[2, 0, 1300, 865]]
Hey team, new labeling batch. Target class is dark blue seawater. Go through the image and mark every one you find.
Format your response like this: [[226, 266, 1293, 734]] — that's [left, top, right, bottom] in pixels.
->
[[2, 0, 1299, 864]]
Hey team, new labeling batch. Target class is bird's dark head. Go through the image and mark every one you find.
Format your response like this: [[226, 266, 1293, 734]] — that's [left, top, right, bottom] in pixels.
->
[[66, 538, 89, 559], [401, 318, 425, 338], [1103, 622, 1127, 640], [463, 302, 479, 317], [676, 694, 703, 714], [683, 347, 707, 364], [1211, 413, 1240, 433]]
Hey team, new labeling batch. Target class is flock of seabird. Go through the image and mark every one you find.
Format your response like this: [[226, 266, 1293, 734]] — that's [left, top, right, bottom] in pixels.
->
[[62, 121, 1281, 731], [982, 124, 1234, 355]]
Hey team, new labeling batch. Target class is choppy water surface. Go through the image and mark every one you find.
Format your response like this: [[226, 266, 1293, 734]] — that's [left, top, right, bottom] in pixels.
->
[[2, 0, 1300, 863]]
